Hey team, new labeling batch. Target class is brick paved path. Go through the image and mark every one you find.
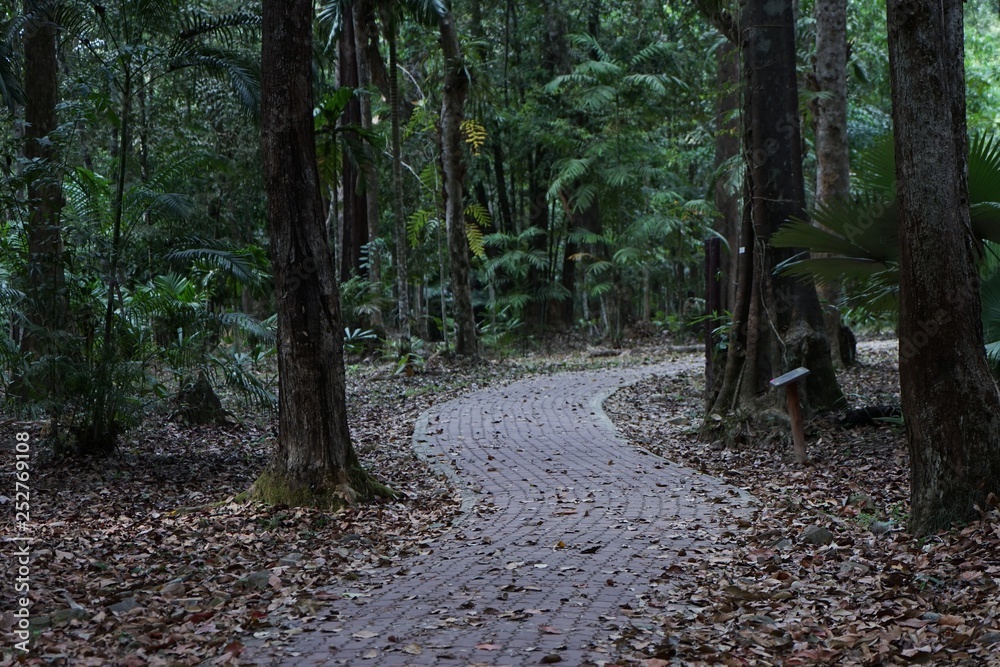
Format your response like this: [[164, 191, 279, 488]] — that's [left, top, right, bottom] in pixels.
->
[[249, 360, 752, 666]]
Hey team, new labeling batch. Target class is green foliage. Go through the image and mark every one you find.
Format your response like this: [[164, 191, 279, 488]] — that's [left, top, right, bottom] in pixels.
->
[[773, 133, 1000, 307], [773, 132, 1000, 370], [478, 306, 524, 350], [464, 202, 490, 259], [0, 14, 23, 110], [482, 227, 549, 318], [343, 327, 378, 356], [339, 275, 388, 331]]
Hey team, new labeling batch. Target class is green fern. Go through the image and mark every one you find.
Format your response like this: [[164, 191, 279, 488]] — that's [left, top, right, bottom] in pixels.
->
[[408, 208, 435, 248], [464, 202, 491, 259]]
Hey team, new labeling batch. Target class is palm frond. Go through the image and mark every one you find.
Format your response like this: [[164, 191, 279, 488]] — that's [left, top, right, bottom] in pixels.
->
[[545, 72, 596, 94], [165, 240, 272, 291], [774, 255, 897, 283], [853, 133, 896, 195], [969, 134, 1000, 239], [177, 10, 260, 48], [622, 73, 681, 96], [628, 40, 675, 68], [568, 33, 609, 62], [408, 208, 435, 248], [167, 44, 260, 117], [219, 311, 276, 344], [465, 218, 486, 259]]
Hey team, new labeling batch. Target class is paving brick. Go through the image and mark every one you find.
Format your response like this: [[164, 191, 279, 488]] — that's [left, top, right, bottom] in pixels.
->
[[244, 361, 752, 666]]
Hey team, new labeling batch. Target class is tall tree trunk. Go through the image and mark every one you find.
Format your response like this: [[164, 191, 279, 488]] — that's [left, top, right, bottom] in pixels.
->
[[386, 19, 410, 336], [355, 0, 382, 328], [256, 0, 384, 507], [887, 0, 1000, 535], [813, 0, 853, 366], [709, 0, 843, 424], [713, 40, 740, 315], [707, 40, 740, 404], [23, 2, 66, 347], [439, 5, 477, 356], [492, 142, 513, 233], [813, 0, 850, 210], [338, 4, 367, 282]]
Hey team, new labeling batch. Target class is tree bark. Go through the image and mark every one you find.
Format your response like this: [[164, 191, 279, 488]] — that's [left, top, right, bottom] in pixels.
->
[[355, 0, 382, 328], [709, 0, 843, 424], [887, 0, 1000, 534], [492, 142, 513, 234], [386, 19, 410, 336], [439, 6, 477, 357], [256, 0, 380, 507], [23, 1, 67, 345], [713, 39, 740, 316], [813, 0, 850, 209], [338, 3, 367, 282], [813, 0, 853, 366]]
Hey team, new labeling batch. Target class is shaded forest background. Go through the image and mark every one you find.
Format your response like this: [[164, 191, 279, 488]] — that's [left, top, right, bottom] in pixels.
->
[[2, 0, 1000, 521]]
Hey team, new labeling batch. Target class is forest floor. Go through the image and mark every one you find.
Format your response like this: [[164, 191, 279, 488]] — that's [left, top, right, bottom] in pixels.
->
[[1, 335, 999, 666], [604, 339, 1000, 666]]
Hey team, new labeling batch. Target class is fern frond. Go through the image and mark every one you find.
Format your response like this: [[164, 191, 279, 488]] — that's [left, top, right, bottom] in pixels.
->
[[461, 118, 488, 155], [568, 33, 610, 62], [408, 208, 434, 248], [465, 202, 492, 228], [466, 221, 486, 259]]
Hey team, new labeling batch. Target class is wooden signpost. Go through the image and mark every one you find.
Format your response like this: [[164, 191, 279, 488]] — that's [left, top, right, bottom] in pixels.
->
[[770, 367, 811, 464]]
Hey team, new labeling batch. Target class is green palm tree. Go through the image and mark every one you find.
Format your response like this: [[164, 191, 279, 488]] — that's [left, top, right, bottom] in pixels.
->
[[772, 133, 1000, 301], [772, 133, 1000, 365], [58, 0, 259, 453]]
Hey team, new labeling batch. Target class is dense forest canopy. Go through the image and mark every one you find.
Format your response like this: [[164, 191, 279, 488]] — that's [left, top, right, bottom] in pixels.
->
[[1, 0, 1000, 523]]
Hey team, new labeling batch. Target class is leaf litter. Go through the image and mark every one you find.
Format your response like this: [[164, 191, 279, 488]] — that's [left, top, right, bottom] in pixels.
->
[[6, 336, 997, 665], [604, 338, 1000, 666], [0, 340, 677, 665]]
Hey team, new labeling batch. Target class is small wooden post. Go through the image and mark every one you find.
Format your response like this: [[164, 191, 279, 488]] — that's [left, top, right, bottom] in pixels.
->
[[769, 367, 811, 464]]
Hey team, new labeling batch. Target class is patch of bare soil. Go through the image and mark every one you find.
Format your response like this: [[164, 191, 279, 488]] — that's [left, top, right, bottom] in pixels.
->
[[604, 340, 1000, 666], [0, 339, 677, 666]]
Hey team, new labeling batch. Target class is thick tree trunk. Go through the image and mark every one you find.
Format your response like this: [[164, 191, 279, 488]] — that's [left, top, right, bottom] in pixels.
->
[[887, 0, 1000, 535], [338, 4, 367, 282], [708, 41, 741, 403], [813, 0, 853, 366], [439, 6, 477, 357], [23, 3, 66, 345], [813, 0, 850, 208], [713, 40, 740, 316], [256, 0, 381, 507], [709, 0, 843, 425]]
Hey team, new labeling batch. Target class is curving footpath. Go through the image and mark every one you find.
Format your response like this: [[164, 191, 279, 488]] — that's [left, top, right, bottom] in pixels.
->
[[249, 360, 752, 666]]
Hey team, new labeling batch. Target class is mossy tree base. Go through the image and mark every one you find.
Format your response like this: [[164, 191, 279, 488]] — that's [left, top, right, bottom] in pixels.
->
[[702, 402, 794, 452], [248, 465, 398, 510]]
